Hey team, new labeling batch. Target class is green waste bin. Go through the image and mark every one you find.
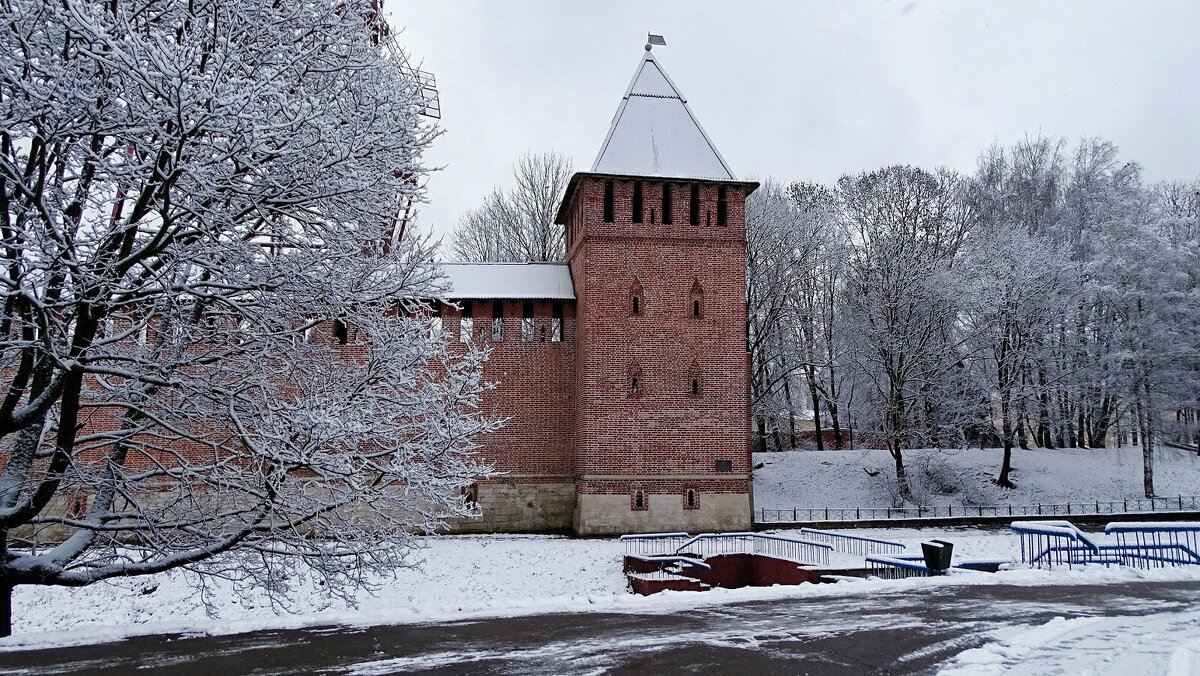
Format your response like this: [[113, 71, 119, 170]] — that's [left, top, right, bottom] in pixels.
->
[[921, 539, 954, 572]]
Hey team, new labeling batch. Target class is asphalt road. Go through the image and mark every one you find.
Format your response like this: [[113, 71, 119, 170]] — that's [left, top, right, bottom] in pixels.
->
[[3, 580, 1199, 675]]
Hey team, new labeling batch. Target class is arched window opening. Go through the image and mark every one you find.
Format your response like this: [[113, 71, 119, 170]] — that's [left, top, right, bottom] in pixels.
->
[[630, 278, 644, 316], [685, 489, 698, 510], [688, 360, 702, 398], [633, 490, 646, 511], [690, 279, 703, 319], [333, 319, 348, 344], [693, 300, 701, 317], [632, 296, 640, 315], [628, 360, 644, 398]]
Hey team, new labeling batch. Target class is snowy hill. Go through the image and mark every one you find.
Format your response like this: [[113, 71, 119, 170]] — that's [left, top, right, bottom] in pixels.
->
[[753, 446, 1200, 510]]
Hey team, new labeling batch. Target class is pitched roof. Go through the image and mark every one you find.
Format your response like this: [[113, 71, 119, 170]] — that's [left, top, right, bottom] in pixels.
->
[[590, 49, 736, 181], [439, 263, 575, 300]]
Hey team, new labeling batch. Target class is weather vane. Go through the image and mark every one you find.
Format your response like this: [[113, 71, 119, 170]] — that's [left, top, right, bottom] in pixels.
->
[[645, 33, 666, 51]]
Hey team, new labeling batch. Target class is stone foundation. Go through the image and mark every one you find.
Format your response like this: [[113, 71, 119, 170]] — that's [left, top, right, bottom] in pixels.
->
[[574, 492, 752, 536], [450, 481, 575, 533]]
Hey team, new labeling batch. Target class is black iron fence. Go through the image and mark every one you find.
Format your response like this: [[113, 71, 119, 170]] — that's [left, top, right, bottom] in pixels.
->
[[758, 495, 1200, 523]]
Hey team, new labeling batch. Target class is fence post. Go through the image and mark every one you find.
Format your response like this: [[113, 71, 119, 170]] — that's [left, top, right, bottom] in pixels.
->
[[1008, 505, 1013, 516], [887, 507, 891, 518], [825, 507, 829, 520], [949, 504, 953, 517], [1067, 503, 1071, 515], [1038, 503, 1042, 516], [918, 506, 923, 518], [793, 508, 797, 522], [1124, 498, 1128, 512], [856, 507, 861, 520], [1096, 500, 1099, 514], [1180, 496, 1184, 510]]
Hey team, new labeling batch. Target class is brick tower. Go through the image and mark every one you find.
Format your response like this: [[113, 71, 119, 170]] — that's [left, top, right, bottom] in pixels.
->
[[555, 45, 758, 535]]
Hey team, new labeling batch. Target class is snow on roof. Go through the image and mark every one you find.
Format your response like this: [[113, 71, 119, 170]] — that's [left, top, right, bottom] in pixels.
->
[[439, 263, 575, 300], [590, 49, 736, 181]]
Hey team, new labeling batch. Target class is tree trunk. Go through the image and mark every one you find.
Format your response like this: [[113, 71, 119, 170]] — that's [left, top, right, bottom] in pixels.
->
[[827, 397, 844, 450], [998, 437, 1015, 489], [783, 375, 800, 449], [1037, 366, 1053, 448], [891, 444, 910, 501], [755, 417, 768, 453], [804, 369, 823, 451], [1140, 380, 1155, 499]]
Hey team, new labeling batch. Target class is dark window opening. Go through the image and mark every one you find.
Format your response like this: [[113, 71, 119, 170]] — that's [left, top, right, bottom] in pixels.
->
[[632, 181, 643, 223], [630, 377, 640, 395], [662, 183, 673, 224], [717, 186, 728, 226], [689, 184, 700, 225], [460, 301, 473, 343], [632, 296, 640, 315], [691, 379, 699, 396], [693, 299, 701, 317], [603, 180, 614, 222], [491, 300, 504, 342], [714, 459, 733, 472], [551, 302, 563, 342], [685, 489, 697, 509], [650, 207, 656, 224], [633, 490, 645, 510], [706, 210, 711, 227], [333, 319, 348, 344], [522, 301, 534, 342]]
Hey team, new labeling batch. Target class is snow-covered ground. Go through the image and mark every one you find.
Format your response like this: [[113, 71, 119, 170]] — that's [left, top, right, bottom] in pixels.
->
[[7, 527, 1200, 655], [754, 445, 1200, 509]]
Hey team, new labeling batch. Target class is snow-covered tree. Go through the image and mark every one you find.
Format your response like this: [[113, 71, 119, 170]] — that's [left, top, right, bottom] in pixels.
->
[[837, 166, 974, 498], [450, 151, 573, 262], [0, 0, 497, 636]]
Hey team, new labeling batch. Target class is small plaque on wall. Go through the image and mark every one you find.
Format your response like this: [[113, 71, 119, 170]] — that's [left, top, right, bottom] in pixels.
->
[[714, 459, 733, 472]]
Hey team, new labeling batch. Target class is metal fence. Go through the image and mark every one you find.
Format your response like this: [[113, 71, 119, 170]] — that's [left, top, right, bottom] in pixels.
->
[[758, 495, 1200, 523], [797, 528, 906, 556], [673, 532, 833, 566], [1014, 520, 1200, 570], [620, 532, 691, 557]]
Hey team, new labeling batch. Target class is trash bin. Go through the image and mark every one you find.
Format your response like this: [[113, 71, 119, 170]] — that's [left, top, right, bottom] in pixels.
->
[[921, 539, 954, 572]]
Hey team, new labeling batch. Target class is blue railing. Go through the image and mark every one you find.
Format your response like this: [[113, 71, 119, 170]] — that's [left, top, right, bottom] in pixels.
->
[[621, 532, 691, 557], [797, 528, 906, 556], [672, 532, 832, 565], [1014, 520, 1200, 569]]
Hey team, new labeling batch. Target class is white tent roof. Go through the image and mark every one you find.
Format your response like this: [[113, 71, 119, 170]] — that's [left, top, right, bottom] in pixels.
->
[[590, 49, 736, 181], [440, 263, 575, 300]]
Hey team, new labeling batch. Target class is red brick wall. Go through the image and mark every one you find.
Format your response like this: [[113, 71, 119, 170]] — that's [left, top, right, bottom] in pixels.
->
[[566, 177, 752, 502], [440, 300, 577, 480]]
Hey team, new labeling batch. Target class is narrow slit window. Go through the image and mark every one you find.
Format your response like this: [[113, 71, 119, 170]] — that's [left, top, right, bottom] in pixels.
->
[[689, 184, 700, 225], [630, 377, 640, 395], [662, 183, 673, 224], [691, 378, 699, 396], [603, 179, 614, 223], [459, 301, 473, 343], [632, 181, 643, 223], [693, 299, 701, 317], [491, 300, 504, 342], [632, 296, 640, 315], [551, 302, 563, 342], [717, 186, 728, 226], [522, 301, 534, 342]]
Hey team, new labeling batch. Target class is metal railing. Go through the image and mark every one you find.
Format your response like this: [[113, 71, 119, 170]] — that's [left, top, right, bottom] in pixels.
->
[[672, 532, 832, 566], [621, 532, 691, 557], [624, 554, 712, 581], [758, 496, 1200, 523], [1104, 522, 1200, 569], [1014, 520, 1200, 570], [797, 528, 906, 556], [865, 554, 934, 579]]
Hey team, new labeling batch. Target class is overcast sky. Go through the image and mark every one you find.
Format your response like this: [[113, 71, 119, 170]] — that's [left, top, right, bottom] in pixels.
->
[[386, 1, 1200, 250]]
